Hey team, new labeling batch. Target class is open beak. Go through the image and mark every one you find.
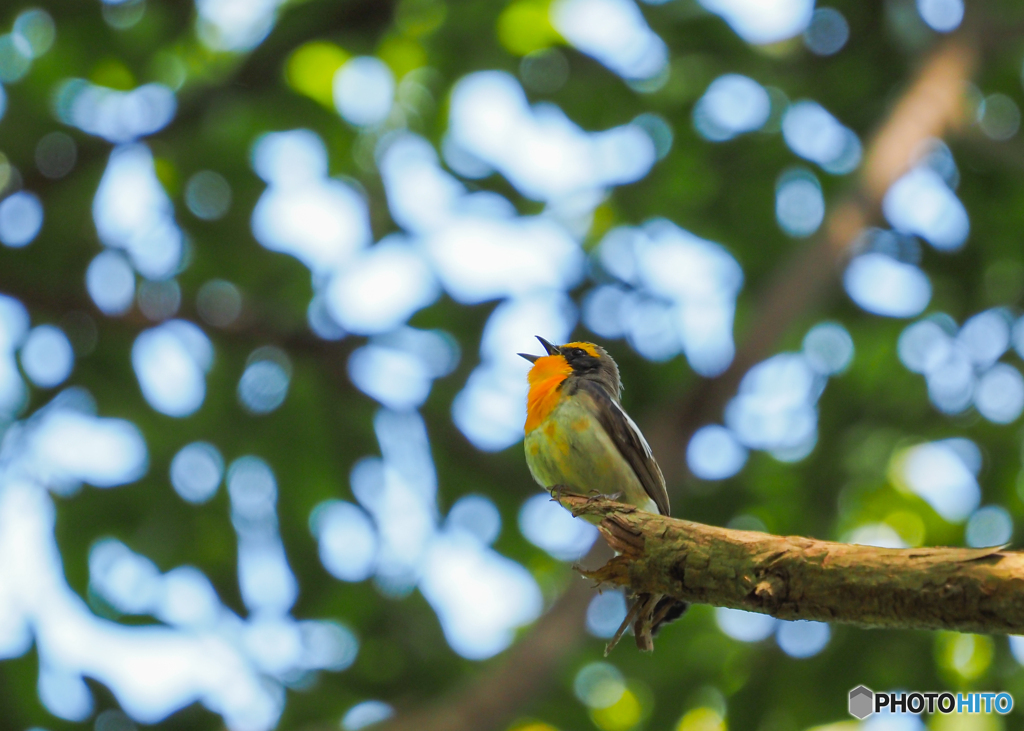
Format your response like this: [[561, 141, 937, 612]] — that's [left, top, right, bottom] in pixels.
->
[[536, 336, 559, 355], [517, 336, 559, 363]]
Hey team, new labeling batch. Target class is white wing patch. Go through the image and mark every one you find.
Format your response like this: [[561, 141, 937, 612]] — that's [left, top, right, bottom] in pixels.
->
[[613, 399, 654, 459]]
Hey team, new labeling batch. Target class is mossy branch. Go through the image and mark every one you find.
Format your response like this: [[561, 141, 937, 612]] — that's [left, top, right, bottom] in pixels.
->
[[558, 494, 1024, 635]]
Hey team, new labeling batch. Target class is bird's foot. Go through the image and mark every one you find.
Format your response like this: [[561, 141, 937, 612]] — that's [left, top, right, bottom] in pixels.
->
[[604, 593, 679, 655], [548, 485, 575, 502], [604, 595, 646, 656]]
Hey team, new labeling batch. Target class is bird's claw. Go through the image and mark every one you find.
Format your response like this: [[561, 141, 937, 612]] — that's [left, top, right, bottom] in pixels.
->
[[548, 485, 577, 503]]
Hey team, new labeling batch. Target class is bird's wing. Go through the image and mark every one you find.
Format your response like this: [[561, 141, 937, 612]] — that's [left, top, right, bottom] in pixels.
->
[[577, 379, 670, 516]]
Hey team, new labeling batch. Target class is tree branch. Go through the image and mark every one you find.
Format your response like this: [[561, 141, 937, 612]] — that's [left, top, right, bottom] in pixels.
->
[[559, 494, 1024, 636]]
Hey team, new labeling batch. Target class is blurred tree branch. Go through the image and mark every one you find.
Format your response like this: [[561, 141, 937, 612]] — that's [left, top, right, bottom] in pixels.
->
[[559, 494, 1024, 638], [294, 543, 611, 731], [373, 566, 599, 731], [662, 34, 979, 477]]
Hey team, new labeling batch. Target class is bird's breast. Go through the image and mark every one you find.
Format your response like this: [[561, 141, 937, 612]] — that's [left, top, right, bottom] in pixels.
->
[[523, 397, 653, 512], [525, 370, 571, 434]]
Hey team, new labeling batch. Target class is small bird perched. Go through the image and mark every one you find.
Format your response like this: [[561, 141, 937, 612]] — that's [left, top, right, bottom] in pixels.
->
[[519, 336, 686, 651]]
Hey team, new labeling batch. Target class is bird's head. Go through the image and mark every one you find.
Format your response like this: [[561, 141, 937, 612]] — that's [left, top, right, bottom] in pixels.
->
[[519, 336, 621, 397]]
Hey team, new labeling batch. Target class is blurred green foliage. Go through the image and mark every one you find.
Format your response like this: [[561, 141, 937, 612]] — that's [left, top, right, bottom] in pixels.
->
[[5, 1, 1024, 731]]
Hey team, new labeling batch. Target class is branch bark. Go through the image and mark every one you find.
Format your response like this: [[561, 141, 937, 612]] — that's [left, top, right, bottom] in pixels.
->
[[560, 495, 1024, 636]]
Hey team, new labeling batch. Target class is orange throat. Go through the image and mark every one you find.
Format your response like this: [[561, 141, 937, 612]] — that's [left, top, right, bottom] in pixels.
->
[[525, 355, 572, 434]]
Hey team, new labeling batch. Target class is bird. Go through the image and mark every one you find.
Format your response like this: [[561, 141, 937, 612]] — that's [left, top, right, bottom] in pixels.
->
[[518, 336, 686, 651]]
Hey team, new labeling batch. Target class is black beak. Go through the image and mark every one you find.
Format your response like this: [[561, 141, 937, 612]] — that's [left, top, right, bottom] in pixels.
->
[[518, 336, 559, 363], [536, 336, 559, 355]]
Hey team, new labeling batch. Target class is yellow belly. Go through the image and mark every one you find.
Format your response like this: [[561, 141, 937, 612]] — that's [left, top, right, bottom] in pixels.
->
[[524, 396, 658, 514]]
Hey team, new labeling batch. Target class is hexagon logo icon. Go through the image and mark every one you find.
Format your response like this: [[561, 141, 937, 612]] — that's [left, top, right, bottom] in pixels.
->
[[849, 685, 874, 720]]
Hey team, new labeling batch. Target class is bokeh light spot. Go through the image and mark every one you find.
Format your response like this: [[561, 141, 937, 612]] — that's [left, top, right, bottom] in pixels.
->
[[844, 253, 931, 318], [185, 170, 232, 220], [632, 113, 673, 160], [698, 0, 813, 45], [520, 47, 570, 93], [687, 425, 747, 480], [0, 191, 43, 247], [965, 505, 1013, 548], [342, 700, 394, 730], [196, 279, 243, 328], [498, 0, 560, 56], [446, 494, 502, 545], [586, 591, 628, 638], [170, 441, 224, 504], [30, 405, 148, 488], [89, 538, 161, 614], [311, 500, 378, 582], [715, 607, 777, 642], [287, 41, 350, 107], [936, 632, 993, 681], [917, 0, 963, 32], [883, 167, 969, 251], [775, 619, 830, 658], [102, 0, 146, 30], [0, 34, 32, 84], [676, 707, 725, 731], [56, 81, 177, 144], [782, 100, 861, 174], [87, 250, 135, 316], [132, 321, 213, 417], [35, 132, 77, 179], [958, 309, 1010, 369], [518, 493, 598, 560], [693, 74, 770, 141], [590, 687, 643, 731], [803, 7, 849, 55], [574, 662, 626, 709], [977, 93, 1020, 141], [13, 8, 56, 59], [974, 363, 1024, 424], [238, 347, 292, 415], [775, 168, 824, 237], [802, 321, 854, 375], [20, 325, 73, 388], [898, 441, 980, 522], [195, 0, 284, 51], [325, 238, 439, 334], [334, 56, 394, 127], [92, 144, 183, 278], [300, 620, 360, 671], [551, 0, 668, 81], [137, 278, 181, 321]]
